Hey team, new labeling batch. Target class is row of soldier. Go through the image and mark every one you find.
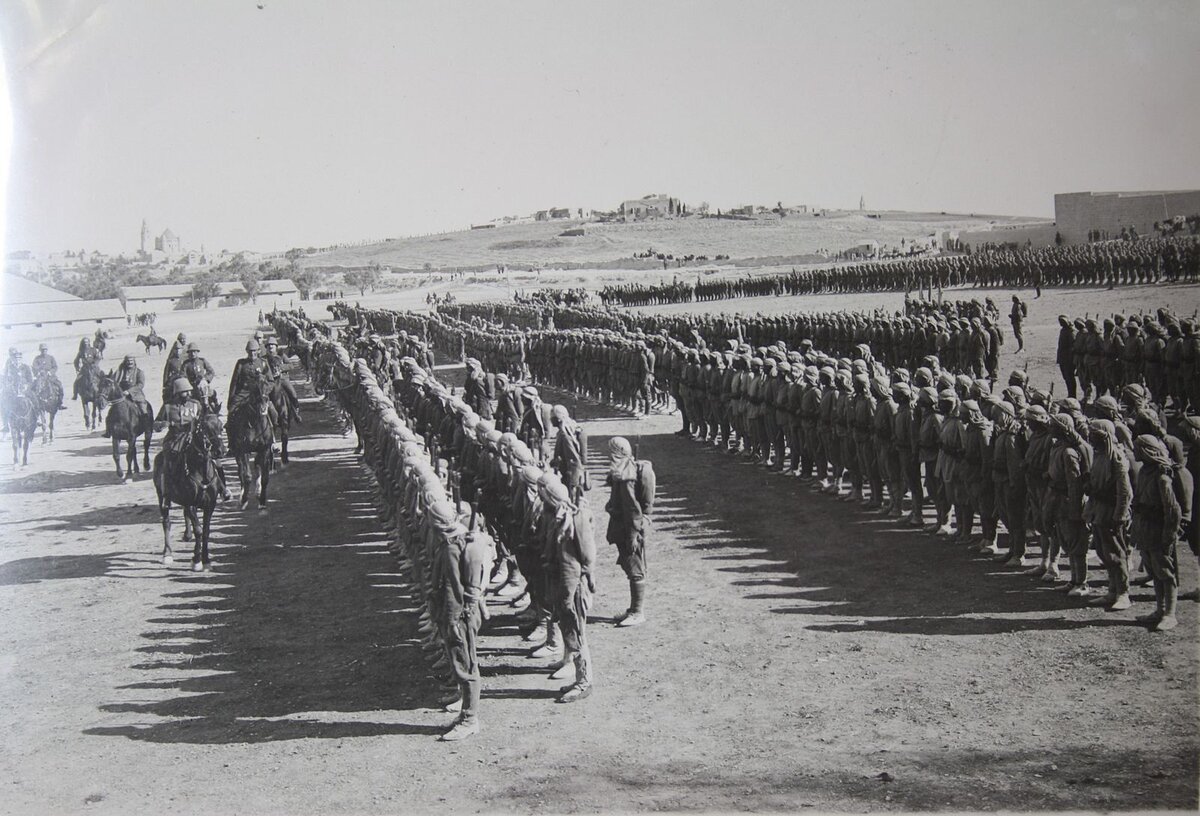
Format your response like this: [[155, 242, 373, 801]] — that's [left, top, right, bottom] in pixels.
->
[[1055, 310, 1200, 412], [364, 301, 1196, 632], [593, 235, 1200, 307], [279, 319, 656, 741]]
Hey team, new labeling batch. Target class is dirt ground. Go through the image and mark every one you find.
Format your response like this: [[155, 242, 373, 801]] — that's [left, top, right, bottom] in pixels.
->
[[0, 289, 1197, 814]]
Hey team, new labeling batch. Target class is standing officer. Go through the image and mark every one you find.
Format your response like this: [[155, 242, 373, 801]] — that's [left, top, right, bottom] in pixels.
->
[[1009, 296, 1027, 352], [1056, 316, 1078, 399]]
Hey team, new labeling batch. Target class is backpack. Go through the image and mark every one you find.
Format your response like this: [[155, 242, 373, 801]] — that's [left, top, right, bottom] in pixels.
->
[[635, 459, 656, 516]]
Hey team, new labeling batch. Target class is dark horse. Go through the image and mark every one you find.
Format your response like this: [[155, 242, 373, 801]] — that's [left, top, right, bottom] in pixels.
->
[[227, 380, 274, 510], [4, 388, 38, 466], [75, 362, 107, 430], [93, 328, 110, 359], [31, 371, 63, 444], [267, 368, 301, 465], [136, 333, 167, 354], [153, 414, 227, 571], [101, 378, 154, 481]]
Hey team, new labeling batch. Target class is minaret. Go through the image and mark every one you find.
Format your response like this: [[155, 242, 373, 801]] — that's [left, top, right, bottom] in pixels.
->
[[140, 218, 149, 253]]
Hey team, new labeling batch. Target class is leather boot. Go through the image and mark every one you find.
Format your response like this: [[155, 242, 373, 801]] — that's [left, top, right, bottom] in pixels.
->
[[1153, 584, 1179, 632], [1137, 580, 1165, 625], [618, 580, 646, 627]]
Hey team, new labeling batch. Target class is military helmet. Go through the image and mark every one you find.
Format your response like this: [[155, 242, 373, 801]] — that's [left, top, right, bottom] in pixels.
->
[[172, 378, 193, 396], [246, 339, 260, 352]]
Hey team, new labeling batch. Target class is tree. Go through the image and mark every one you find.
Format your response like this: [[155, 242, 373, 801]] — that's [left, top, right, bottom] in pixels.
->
[[343, 266, 382, 296], [190, 273, 220, 308], [233, 256, 262, 303], [291, 265, 327, 300]]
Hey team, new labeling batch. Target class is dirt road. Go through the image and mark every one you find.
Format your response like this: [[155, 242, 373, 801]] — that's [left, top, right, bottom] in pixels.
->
[[0, 298, 1196, 813]]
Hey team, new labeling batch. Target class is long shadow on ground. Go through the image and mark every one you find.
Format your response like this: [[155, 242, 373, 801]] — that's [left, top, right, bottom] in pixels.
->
[[82, 385, 446, 744]]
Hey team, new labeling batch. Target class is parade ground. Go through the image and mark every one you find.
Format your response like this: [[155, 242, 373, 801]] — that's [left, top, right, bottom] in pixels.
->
[[0, 281, 1196, 814]]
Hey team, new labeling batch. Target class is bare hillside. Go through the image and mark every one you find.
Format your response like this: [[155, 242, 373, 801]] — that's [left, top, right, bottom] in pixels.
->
[[300, 210, 1041, 272]]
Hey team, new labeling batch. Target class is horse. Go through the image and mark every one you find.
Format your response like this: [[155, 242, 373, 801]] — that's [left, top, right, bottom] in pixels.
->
[[267, 377, 295, 465], [136, 333, 167, 354], [31, 371, 63, 444], [3, 389, 38, 466], [93, 328, 110, 359], [153, 413, 227, 571], [75, 363, 107, 430], [101, 378, 154, 481], [227, 381, 274, 510]]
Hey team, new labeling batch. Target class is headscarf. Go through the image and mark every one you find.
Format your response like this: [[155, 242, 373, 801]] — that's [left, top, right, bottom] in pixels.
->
[[1134, 434, 1173, 471], [608, 436, 636, 481], [1088, 418, 1116, 451], [1133, 408, 1165, 439], [428, 498, 466, 537]]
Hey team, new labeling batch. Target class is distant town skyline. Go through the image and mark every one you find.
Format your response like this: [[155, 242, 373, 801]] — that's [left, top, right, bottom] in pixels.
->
[[2, 1, 1199, 256]]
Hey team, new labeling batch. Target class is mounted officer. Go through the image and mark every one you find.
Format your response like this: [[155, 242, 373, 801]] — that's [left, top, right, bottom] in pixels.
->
[[31, 343, 67, 410]]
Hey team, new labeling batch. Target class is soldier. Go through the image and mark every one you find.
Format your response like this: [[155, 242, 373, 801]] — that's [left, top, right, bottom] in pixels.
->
[[549, 404, 588, 503], [227, 340, 271, 420], [463, 358, 494, 420], [71, 338, 101, 401], [263, 338, 302, 424], [31, 343, 66, 409], [1131, 435, 1183, 632], [1084, 419, 1133, 610], [519, 386, 551, 465], [1056, 316, 1077, 399], [2, 348, 33, 419], [539, 474, 596, 703], [1009, 296, 1027, 352], [1046, 414, 1093, 594], [493, 374, 519, 434], [153, 376, 231, 504], [433, 498, 493, 740], [106, 354, 153, 439], [604, 437, 653, 627], [182, 342, 216, 391]]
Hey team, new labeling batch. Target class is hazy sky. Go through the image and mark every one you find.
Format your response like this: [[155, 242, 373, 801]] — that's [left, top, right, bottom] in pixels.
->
[[2, 0, 1198, 255]]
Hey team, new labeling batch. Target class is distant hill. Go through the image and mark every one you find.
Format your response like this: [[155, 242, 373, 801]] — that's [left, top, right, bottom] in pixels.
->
[[297, 210, 1042, 274]]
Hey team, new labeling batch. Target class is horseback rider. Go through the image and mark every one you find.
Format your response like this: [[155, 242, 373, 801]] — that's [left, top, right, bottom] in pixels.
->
[[227, 339, 279, 426], [154, 377, 231, 501], [104, 354, 153, 438], [168, 332, 189, 360], [182, 342, 216, 390], [154, 377, 203, 448], [2, 348, 34, 431], [73, 336, 99, 372], [162, 344, 185, 402], [31, 343, 67, 410], [263, 337, 302, 424]]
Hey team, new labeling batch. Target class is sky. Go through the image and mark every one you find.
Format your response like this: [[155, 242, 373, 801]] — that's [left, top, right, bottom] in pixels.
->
[[1, 0, 1198, 256]]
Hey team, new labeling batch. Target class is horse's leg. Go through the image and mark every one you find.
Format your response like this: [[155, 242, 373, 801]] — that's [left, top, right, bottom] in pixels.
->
[[160, 499, 175, 564], [142, 427, 152, 470], [258, 450, 271, 510], [48, 411, 55, 444], [113, 437, 124, 480], [21, 431, 31, 467], [126, 434, 137, 475], [237, 454, 251, 510], [41, 412, 48, 445], [188, 507, 204, 571], [201, 506, 213, 567], [280, 427, 289, 465]]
